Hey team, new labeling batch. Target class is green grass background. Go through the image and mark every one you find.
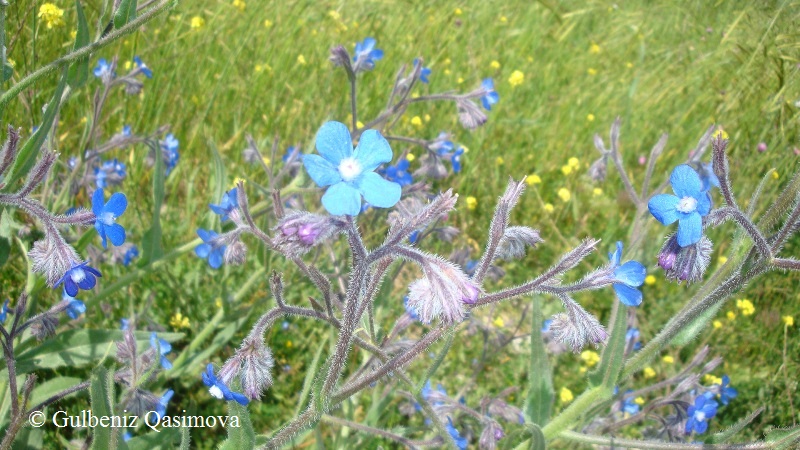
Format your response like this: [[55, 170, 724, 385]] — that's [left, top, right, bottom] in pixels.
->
[[5, 0, 800, 447]]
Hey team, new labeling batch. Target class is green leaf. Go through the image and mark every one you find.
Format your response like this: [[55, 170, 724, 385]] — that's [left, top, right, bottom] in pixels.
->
[[295, 333, 327, 417], [89, 367, 117, 450], [588, 304, 627, 389], [500, 423, 546, 450], [168, 313, 246, 378], [28, 376, 83, 408], [2, 63, 12, 83], [67, 0, 91, 88], [710, 407, 763, 444], [10, 330, 182, 375], [218, 401, 255, 450], [524, 296, 553, 426], [141, 140, 165, 263], [671, 300, 724, 347], [765, 426, 800, 450], [2, 68, 68, 191], [528, 424, 546, 450], [122, 428, 181, 450], [207, 139, 226, 228], [10, 425, 43, 450], [113, 0, 138, 29], [0, 237, 9, 267]]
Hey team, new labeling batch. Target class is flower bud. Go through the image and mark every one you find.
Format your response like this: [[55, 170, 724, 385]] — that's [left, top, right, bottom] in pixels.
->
[[29, 233, 81, 287], [658, 233, 712, 284], [456, 98, 488, 130], [406, 256, 480, 326], [588, 155, 607, 182], [224, 241, 247, 266], [274, 210, 345, 255]]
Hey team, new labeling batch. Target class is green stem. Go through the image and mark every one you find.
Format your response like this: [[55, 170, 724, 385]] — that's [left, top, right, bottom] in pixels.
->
[[560, 430, 790, 449]]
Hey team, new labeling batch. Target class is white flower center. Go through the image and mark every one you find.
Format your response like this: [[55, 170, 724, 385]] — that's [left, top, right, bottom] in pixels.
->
[[71, 268, 86, 283], [99, 211, 116, 226], [676, 196, 697, 213], [694, 411, 706, 422], [208, 385, 224, 399], [337, 157, 362, 182]]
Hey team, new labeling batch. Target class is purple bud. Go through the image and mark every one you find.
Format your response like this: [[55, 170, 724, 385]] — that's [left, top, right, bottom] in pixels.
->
[[274, 211, 345, 256], [757, 142, 767, 153]]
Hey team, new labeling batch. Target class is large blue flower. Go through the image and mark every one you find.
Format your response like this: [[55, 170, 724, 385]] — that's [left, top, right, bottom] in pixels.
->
[[303, 121, 401, 216], [92, 188, 127, 249], [55, 262, 102, 297], [481, 78, 499, 110], [685, 394, 718, 434], [195, 229, 225, 269], [648, 165, 711, 247], [209, 188, 239, 221], [608, 241, 646, 306], [352, 37, 384, 72], [201, 363, 249, 405]]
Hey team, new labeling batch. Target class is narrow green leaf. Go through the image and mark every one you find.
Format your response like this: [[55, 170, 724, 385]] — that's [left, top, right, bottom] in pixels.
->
[[416, 328, 455, 393], [28, 376, 83, 407], [141, 140, 165, 263], [524, 296, 554, 426], [528, 424, 546, 450], [588, 303, 628, 389], [710, 407, 763, 444], [168, 313, 247, 379], [218, 401, 255, 450], [10, 426, 43, 450], [89, 366, 117, 450], [765, 425, 800, 450], [2, 63, 12, 82], [0, 237, 9, 267], [113, 0, 138, 29], [294, 333, 328, 417], [122, 428, 181, 450], [67, 0, 90, 88], [671, 300, 724, 347], [2, 68, 67, 191]]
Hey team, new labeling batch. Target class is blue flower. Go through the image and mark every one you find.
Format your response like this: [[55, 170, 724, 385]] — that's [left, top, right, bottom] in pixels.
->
[[303, 121, 401, 216], [446, 417, 468, 450], [123, 246, 139, 266], [0, 299, 10, 323], [451, 148, 465, 173], [621, 391, 640, 415], [480, 78, 499, 110], [122, 125, 132, 136], [154, 389, 173, 421], [93, 58, 114, 79], [161, 134, 180, 175], [608, 241, 646, 306], [715, 375, 737, 406], [685, 394, 718, 434], [133, 56, 153, 78], [120, 318, 130, 330], [150, 332, 173, 370], [413, 58, 431, 83], [352, 37, 384, 72], [92, 188, 127, 249], [282, 146, 302, 163], [210, 188, 239, 221], [403, 296, 421, 322], [62, 292, 86, 320], [383, 159, 413, 186], [648, 165, 712, 247], [56, 262, 102, 297], [94, 159, 126, 189], [201, 363, 249, 405], [195, 229, 226, 269], [408, 230, 421, 244], [698, 162, 720, 193], [541, 318, 552, 332], [626, 327, 642, 350]]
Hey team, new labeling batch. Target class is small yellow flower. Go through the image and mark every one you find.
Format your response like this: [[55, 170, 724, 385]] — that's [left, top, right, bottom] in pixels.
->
[[406, 153, 415, 162], [508, 70, 524, 87], [264, 19, 273, 28], [718, 256, 728, 265], [626, 62, 634, 69], [490, 60, 501, 70], [589, 43, 601, 54], [70, 30, 77, 40], [444, 69, 452, 75], [411, 116, 423, 127], [561, 165, 573, 176], [703, 374, 723, 385], [466, 196, 478, 210], [499, 15, 508, 23], [190, 16, 205, 29], [580, 350, 600, 367], [443, 58, 452, 65], [38, 3, 65, 29], [568, 157, 580, 169], [644, 275, 656, 286], [593, 187, 603, 197], [170, 312, 190, 329], [6, 58, 14, 68], [80, 116, 88, 125], [587, 68, 597, 76], [643, 367, 656, 379], [544, 203, 554, 213], [297, 55, 307, 65], [495, 157, 504, 165], [457, 77, 464, 84], [559, 387, 574, 403], [713, 128, 728, 140], [557, 188, 571, 202], [587, 114, 595, 122], [232, 0, 246, 11], [634, 397, 645, 405], [454, 7, 463, 15], [328, 10, 341, 20], [726, 311, 736, 321], [215, 298, 223, 309], [662, 355, 674, 364], [123, 61, 132, 70], [526, 174, 542, 185], [493, 317, 505, 327], [772, 171, 779, 180], [736, 299, 755, 316], [286, 340, 293, 348], [783, 315, 794, 327], [262, 156, 271, 166], [579, 366, 588, 374], [424, 114, 431, 122]]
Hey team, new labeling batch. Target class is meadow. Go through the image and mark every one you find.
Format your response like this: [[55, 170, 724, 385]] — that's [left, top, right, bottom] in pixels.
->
[[2, 0, 800, 448]]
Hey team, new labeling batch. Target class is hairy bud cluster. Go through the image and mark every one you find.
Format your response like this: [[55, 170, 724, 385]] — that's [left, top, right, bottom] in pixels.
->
[[273, 210, 345, 255], [406, 255, 480, 326], [218, 335, 275, 400], [658, 233, 712, 284]]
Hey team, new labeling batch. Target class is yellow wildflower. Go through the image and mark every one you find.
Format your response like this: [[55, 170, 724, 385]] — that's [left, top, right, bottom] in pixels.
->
[[444, 69, 452, 75], [561, 165, 573, 176], [713, 128, 728, 140], [593, 187, 603, 197], [587, 68, 597, 76], [286, 340, 293, 348], [297, 55, 307, 65], [328, 10, 341, 20], [526, 174, 542, 185], [772, 171, 779, 180], [726, 311, 736, 321], [190, 16, 205, 29], [466, 196, 478, 210], [508, 70, 524, 87], [559, 387, 574, 403], [644, 275, 656, 286], [490, 60, 501, 70], [262, 156, 271, 166], [496, 157, 504, 165], [170, 312, 190, 329], [736, 299, 755, 316], [718, 256, 728, 265], [454, 7, 463, 15], [38, 3, 65, 29], [264, 19, 273, 28], [712, 320, 722, 329], [6, 58, 14, 68], [406, 153, 415, 162], [499, 15, 508, 23], [493, 317, 505, 327], [580, 350, 600, 367], [557, 188, 571, 202], [643, 367, 656, 378], [444, 58, 452, 65], [215, 298, 223, 309], [232, 0, 246, 11], [411, 116, 423, 127], [662, 355, 674, 364], [457, 77, 464, 84], [544, 203, 554, 213], [626, 62, 634, 68], [634, 397, 645, 405], [589, 43, 601, 54], [703, 374, 723, 385], [783, 315, 794, 327], [587, 114, 595, 122], [568, 157, 580, 168]]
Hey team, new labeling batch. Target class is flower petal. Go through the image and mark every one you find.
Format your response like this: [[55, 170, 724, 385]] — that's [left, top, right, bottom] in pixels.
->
[[64, 279, 79, 297], [208, 249, 224, 269], [77, 273, 96, 290], [613, 283, 643, 307], [609, 241, 623, 266], [353, 130, 393, 172], [648, 194, 680, 225], [670, 165, 703, 198], [356, 172, 401, 208], [695, 192, 712, 216], [195, 243, 211, 258], [677, 213, 702, 247], [95, 222, 108, 249], [615, 260, 646, 286], [92, 188, 104, 216], [315, 121, 353, 165], [321, 182, 362, 216], [105, 223, 126, 246], [231, 392, 250, 405], [303, 154, 342, 187], [104, 193, 128, 216]]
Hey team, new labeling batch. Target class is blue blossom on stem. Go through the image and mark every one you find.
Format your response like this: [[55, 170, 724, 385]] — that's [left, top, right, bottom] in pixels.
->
[[92, 188, 127, 249], [201, 364, 249, 405], [608, 241, 646, 306], [446, 417, 468, 450], [122, 125, 132, 136], [154, 389, 174, 421], [0, 299, 10, 323], [195, 229, 226, 269], [697, 162, 720, 193], [383, 159, 413, 186], [413, 58, 431, 83], [55, 261, 102, 297], [621, 391, 640, 415], [648, 165, 712, 247], [133, 56, 153, 78], [120, 318, 130, 331], [209, 188, 239, 221], [62, 292, 86, 320], [94, 159, 126, 189], [303, 121, 401, 216], [685, 394, 718, 434], [123, 246, 139, 266], [480, 78, 499, 110], [150, 332, 173, 370], [714, 375, 738, 405], [451, 148, 464, 173], [352, 37, 383, 72], [161, 134, 180, 175], [282, 146, 301, 163], [93, 58, 114, 79]]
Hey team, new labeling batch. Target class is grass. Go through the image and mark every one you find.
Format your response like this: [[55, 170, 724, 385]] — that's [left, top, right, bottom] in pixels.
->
[[4, 0, 800, 447]]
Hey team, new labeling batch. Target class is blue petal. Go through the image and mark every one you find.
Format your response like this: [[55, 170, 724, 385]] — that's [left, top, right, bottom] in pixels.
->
[[677, 213, 702, 247], [64, 279, 79, 297], [614, 261, 646, 286], [195, 243, 212, 258], [77, 273, 96, 290], [609, 241, 622, 266], [353, 130, 393, 172], [303, 154, 342, 187], [670, 165, 703, 198], [695, 192, 712, 216], [105, 223, 126, 246], [231, 392, 250, 405], [648, 194, 681, 225], [92, 188, 104, 216], [95, 222, 108, 249], [104, 193, 128, 216], [694, 419, 708, 434], [315, 121, 353, 165], [197, 229, 217, 243], [321, 182, 362, 216], [613, 283, 642, 307], [370, 49, 384, 60], [208, 249, 224, 269], [356, 172, 401, 208]]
